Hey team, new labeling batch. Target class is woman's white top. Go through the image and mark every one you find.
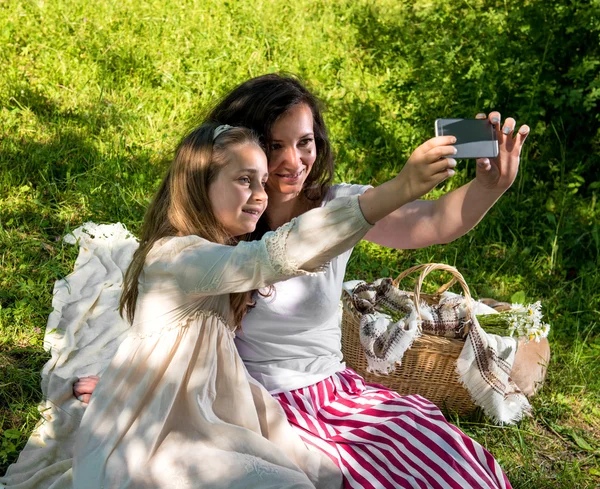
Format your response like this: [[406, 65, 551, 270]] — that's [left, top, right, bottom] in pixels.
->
[[236, 184, 371, 394]]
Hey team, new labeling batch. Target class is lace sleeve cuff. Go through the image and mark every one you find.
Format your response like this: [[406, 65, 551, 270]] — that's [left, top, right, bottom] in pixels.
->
[[263, 194, 372, 278], [264, 218, 329, 277]]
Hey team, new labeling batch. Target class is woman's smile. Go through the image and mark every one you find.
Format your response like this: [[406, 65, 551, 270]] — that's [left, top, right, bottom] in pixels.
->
[[274, 168, 305, 180]]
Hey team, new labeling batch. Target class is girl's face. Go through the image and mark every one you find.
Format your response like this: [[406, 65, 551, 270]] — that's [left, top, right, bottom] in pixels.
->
[[267, 103, 317, 198], [208, 143, 269, 237]]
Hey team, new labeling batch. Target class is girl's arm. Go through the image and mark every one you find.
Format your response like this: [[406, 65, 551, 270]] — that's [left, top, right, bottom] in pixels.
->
[[363, 112, 530, 249], [149, 136, 457, 295], [159, 194, 374, 295]]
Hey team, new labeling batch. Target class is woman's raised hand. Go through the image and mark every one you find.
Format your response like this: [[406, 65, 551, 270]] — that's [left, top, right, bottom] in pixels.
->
[[474, 112, 530, 191]]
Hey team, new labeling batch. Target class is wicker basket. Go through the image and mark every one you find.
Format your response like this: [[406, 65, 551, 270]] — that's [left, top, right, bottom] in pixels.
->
[[341, 263, 478, 415]]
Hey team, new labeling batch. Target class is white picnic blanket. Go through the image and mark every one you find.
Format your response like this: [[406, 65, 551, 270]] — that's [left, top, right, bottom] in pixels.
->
[[0, 223, 137, 488]]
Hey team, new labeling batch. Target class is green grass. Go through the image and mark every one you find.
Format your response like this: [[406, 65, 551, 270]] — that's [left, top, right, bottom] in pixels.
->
[[1, 0, 599, 486]]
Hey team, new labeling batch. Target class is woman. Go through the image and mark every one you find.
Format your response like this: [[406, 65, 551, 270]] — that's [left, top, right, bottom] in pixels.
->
[[208, 74, 528, 489]]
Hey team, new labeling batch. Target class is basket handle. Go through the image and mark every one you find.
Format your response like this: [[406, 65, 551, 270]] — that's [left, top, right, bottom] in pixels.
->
[[393, 264, 458, 294], [394, 263, 473, 327]]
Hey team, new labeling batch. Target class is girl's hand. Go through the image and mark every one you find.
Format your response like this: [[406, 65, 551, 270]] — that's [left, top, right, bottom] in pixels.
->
[[359, 136, 456, 224], [73, 375, 100, 404], [399, 136, 458, 202], [474, 112, 530, 191]]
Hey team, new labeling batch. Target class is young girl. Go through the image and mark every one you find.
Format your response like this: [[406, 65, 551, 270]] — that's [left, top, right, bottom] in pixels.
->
[[72, 121, 458, 489]]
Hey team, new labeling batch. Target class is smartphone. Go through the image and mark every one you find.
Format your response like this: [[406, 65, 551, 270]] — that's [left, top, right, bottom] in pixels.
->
[[435, 118, 498, 159]]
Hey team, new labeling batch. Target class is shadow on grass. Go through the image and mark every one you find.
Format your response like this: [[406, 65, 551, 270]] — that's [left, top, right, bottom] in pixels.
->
[[5, 80, 130, 136], [0, 127, 160, 475]]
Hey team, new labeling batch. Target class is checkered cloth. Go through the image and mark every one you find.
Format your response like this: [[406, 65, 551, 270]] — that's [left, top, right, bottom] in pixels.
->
[[347, 278, 531, 425]]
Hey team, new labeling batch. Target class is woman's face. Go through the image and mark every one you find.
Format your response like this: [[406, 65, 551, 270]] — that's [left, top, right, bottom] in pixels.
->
[[267, 103, 317, 198]]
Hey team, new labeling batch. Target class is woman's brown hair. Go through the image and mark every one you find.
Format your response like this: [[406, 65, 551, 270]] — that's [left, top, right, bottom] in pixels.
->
[[207, 73, 334, 206], [119, 124, 261, 327]]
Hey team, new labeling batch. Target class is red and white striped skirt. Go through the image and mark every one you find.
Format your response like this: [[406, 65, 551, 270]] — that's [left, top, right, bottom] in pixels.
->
[[273, 368, 512, 489]]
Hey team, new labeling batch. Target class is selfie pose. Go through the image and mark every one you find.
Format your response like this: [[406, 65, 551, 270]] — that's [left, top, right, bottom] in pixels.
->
[[70, 114, 459, 488], [73, 75, 529, 489]]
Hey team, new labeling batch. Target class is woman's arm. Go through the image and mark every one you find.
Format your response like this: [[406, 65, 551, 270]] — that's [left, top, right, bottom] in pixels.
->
[[363, 112, 530, 249]]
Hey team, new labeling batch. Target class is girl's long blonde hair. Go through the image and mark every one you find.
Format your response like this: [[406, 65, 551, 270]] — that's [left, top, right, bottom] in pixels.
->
[[119, 124, 261, 327]]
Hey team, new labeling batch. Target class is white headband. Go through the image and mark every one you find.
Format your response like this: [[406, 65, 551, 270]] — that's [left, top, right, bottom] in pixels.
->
[[213, 124, 233, 141]]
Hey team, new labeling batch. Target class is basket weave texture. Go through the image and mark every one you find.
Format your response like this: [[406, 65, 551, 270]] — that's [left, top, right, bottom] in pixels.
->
[[341, 263, 478, 415]]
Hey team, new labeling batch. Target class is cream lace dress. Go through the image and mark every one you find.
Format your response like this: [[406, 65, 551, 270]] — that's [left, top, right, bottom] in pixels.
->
[[71, 195, 372, 489]]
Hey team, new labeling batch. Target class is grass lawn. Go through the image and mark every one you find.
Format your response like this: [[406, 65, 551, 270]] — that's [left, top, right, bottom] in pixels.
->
[[1, 0, 599, 486]]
